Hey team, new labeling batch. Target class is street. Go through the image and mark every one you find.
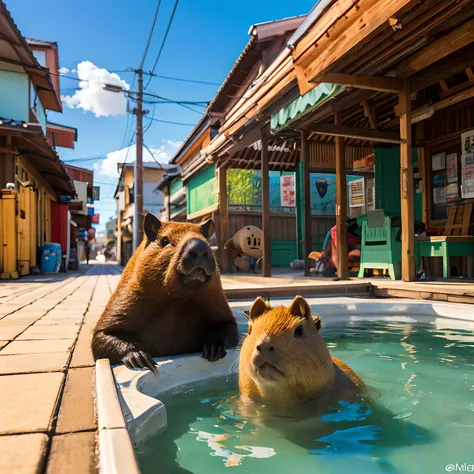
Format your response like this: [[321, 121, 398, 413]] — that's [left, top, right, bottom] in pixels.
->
[[0, 263, 122, 473]]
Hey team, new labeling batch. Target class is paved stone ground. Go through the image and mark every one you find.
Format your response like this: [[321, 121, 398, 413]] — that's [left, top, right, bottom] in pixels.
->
[[0, 263, 122, 474]]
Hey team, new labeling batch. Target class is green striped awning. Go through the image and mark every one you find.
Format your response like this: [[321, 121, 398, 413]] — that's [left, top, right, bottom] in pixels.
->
[[271, 83, 345, 132]]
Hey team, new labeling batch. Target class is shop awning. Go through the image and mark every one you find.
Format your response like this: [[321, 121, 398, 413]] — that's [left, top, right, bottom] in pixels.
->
[[270, 83, 344, 132]]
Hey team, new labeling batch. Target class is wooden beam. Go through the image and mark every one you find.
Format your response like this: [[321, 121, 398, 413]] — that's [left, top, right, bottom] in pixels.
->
[[295, 0, 414, 93], [363, 99, 378, 128], [0, 147, 20, 155], [335, 112, 348, 280], [396, 19, 474, 77], [217, 166, 229, 272], [410, 45, 474, 92], [439, 78, 474, 100], [439, 80, 449, 92], [301, 131, 312, 276], [307, 123, 403, 144], [466, 67, 474, 81], [319, 72, 404, 93], [399, 80, 415, 282], [261, 129, 271, 277]]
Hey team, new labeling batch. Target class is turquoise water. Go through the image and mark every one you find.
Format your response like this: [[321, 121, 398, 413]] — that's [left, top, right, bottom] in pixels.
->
[[136, 320, 474, 474]]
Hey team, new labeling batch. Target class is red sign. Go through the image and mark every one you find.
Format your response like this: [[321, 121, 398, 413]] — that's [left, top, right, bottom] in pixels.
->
[[280, 175, 296, 207], [91, 214, 100, 224]]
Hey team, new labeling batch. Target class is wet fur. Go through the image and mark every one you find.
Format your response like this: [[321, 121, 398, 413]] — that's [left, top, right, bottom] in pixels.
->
[[92, 217, 238, 365], [239, 296, 363, 405]]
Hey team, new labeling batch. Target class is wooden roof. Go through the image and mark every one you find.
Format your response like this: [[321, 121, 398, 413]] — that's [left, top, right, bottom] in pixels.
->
[[0, 1, 62, 112], [204, 0, 474, 155]]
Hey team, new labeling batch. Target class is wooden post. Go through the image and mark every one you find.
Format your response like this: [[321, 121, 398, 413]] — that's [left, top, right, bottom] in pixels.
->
[[335, 112, 348, 279], [261, 129, 272, 277], [399, 80, 416, 281], [301, 131, 312, 276], [217, 165, 229, 272]]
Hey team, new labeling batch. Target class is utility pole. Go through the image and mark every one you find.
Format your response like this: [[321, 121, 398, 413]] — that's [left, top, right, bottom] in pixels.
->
[[105, 69, 153, 251], [133, 69, 144, 251]]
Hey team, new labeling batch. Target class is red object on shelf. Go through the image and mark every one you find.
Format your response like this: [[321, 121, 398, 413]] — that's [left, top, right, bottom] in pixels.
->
[[50, 202, 69, 254]]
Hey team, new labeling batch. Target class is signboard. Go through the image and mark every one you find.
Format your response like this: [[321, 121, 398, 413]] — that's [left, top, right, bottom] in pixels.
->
[[461, 130, 474, 199], [87, 206, 94, 216], [92, 186, 100, 201], [446, 153, 458, 183], [348, 178, 365, 208], [280, 174, 296, 207], [91, 214, 100, 224]]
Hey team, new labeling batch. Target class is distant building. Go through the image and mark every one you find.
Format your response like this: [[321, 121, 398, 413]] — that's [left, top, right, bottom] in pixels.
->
[[115, 161, 176, 266]]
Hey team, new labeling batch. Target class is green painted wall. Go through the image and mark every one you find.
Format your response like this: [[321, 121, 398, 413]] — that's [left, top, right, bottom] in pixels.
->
[[375, 147, 422, 222], [187, 164, 217, 215], [170, 178, 183, 195], [0, 63, 29, 123]]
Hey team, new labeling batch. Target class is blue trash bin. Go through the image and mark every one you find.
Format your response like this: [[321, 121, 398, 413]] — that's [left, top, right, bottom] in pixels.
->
[[40, 243, 62, 273]]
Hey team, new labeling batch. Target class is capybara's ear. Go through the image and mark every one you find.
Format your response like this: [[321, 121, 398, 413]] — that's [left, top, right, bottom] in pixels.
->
[[200, 219, 215, 239], [248, 297, 270, 321], [144, 213, 161, 241], [312, 316, 322, 331], [288, 295, 311, 319]]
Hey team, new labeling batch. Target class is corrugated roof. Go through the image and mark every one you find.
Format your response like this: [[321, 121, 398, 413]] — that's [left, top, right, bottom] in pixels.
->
[[271, 83, 344, 131]]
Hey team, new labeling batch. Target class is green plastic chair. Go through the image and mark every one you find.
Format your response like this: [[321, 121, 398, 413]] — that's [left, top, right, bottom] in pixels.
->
[[358, 210, 401, 280]]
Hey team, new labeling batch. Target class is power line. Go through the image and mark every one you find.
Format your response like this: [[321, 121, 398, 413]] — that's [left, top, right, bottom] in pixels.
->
[[139, 0, 162, 70], [146, 117, 195, 126], [145, 0, 180, 89], [155, 74, 220, 86], [143, 142, 165, 169], [63, 155, 106, 163]]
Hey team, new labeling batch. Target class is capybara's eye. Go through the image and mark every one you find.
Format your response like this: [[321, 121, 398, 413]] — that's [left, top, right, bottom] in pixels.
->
[[294, 325, 304, 338], [160, 236, 170, 247]]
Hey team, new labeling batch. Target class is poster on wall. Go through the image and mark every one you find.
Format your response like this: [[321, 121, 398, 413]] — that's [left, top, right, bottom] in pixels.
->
[[348, 178, 365, 208], [432, 152, 446, 171], [461, 129, 474, 199], [446, 153, 458, 183], [280, 174, 296, 207], [433, 186, 446, 205], [446, 183, 458, 202]]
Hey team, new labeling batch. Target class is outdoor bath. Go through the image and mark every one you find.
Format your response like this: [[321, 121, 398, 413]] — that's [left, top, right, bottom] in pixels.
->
[[96, 297, 474, 474]]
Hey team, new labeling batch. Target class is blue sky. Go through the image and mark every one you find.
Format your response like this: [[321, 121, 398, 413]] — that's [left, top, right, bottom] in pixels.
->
[[9, 0, 315, 232]]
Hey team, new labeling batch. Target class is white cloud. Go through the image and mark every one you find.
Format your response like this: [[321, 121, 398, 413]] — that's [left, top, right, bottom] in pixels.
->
[[59, 67, 69, 74], [94, 139, 182, 178], [61, 61, 129, 117]]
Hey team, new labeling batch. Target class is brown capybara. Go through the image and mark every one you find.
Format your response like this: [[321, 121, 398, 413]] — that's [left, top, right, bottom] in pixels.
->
[[92, 213, 238, 374], [239, 295, 362, 405]]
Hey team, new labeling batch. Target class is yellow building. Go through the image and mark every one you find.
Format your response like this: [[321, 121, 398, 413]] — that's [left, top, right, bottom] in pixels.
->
[[0, 2, 75, 278]]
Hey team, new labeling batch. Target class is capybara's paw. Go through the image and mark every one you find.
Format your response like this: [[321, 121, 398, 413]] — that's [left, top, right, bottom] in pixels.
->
[[122, 351, 159, 376], [202, 342, 227, 362]]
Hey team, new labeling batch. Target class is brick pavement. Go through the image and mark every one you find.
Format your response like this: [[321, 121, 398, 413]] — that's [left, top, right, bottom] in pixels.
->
[[0, 263, 122, 474]]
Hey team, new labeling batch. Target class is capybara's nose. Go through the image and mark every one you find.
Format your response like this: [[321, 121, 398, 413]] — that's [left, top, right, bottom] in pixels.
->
[[186, 239, 211, 259], [181, 238, 216, 275], [256, 343, 274, 353]]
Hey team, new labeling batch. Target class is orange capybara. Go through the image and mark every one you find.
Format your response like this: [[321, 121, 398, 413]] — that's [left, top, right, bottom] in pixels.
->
[[239, 296, 362, 405], [92, 213, 238, 374]]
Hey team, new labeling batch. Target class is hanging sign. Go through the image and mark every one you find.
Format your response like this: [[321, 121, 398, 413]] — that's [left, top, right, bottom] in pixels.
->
[[461, 130, 474, 199], [92, 186, 100, 201], [280, 175, 296, 207], [92, 214, 100, 224]]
